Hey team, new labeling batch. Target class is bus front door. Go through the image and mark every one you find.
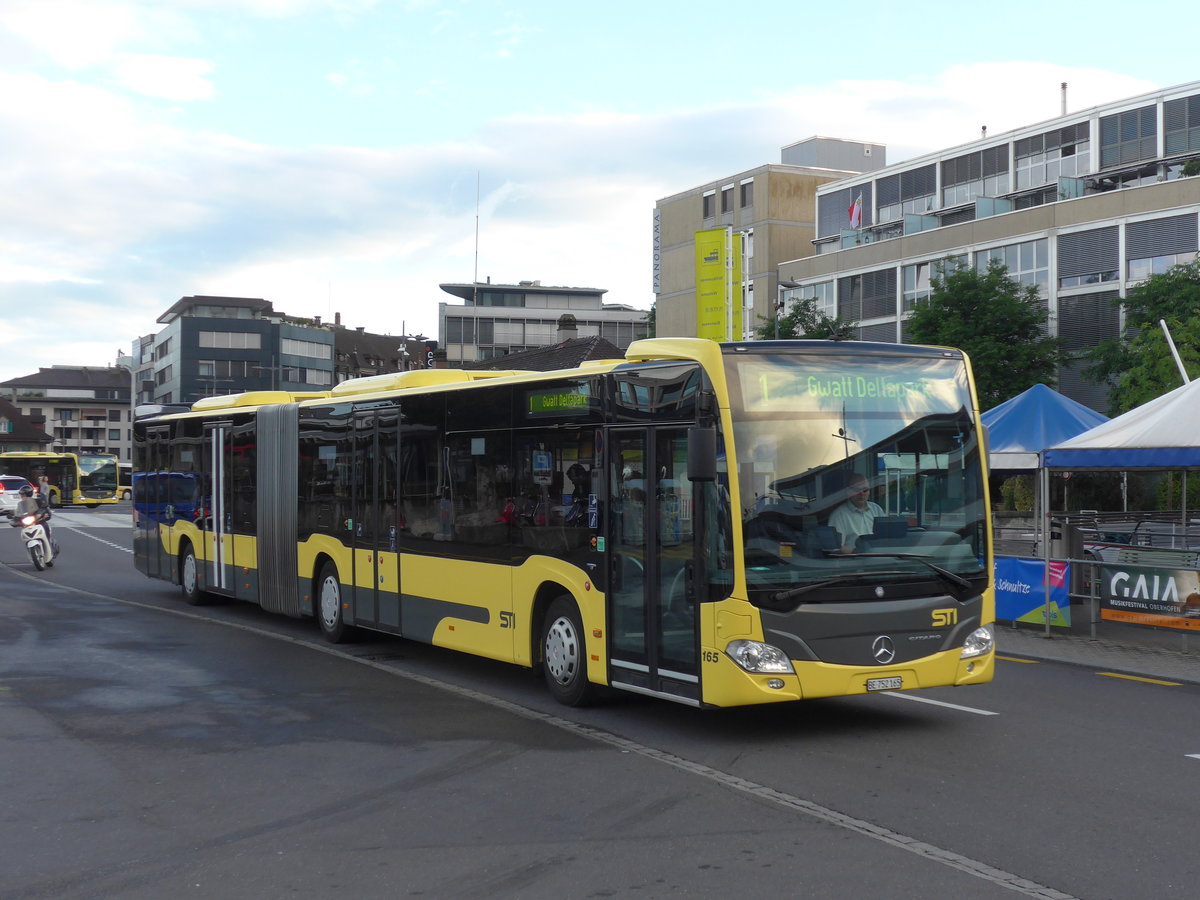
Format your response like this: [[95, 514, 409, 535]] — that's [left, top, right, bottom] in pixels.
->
[[351, 408, 400, 631], [607, 427, 700, 704]]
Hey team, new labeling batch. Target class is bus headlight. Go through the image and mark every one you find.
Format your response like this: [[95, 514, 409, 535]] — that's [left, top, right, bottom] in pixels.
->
[[960, 625, 994, 659], [725, 640, 795, 674]]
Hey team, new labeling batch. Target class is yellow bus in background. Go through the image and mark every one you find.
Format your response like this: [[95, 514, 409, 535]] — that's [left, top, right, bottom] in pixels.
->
[[0, 451, 120, 507]]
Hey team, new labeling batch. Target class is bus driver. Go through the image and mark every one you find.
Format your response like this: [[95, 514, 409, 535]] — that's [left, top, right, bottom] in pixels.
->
[[828, 473, 882, 553]]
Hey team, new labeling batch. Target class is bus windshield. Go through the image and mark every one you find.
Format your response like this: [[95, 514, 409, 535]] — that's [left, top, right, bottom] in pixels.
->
[[79, 454, 118, 493], [726, 350, 987, 608]]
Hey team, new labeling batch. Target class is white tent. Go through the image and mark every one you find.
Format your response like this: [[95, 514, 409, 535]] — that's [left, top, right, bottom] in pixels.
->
[[1043, 378, 1200, 470]]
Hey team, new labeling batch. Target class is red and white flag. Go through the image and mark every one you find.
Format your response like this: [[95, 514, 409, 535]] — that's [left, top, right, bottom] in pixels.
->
[[848, 192, 862, 229]]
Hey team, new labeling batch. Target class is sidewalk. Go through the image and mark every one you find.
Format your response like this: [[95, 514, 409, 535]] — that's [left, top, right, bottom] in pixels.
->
[[997, 619, 1200, 685]]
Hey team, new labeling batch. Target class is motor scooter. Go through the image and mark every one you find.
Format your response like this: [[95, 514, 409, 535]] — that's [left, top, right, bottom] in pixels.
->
[[3, 507, 58, 570]]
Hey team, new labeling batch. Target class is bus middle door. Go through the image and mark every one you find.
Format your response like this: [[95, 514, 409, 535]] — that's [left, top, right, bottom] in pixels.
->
[[607, 426, 700, 705], [351, 407, 400, 631]]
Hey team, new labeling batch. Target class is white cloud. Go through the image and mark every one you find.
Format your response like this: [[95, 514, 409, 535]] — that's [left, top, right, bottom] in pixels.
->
[[0, 59, 1166, 385], [111, 54, 214, 100]]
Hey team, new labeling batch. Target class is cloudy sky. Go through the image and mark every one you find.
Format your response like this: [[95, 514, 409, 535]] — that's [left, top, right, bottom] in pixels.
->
[[0, 0, 1188, 384]]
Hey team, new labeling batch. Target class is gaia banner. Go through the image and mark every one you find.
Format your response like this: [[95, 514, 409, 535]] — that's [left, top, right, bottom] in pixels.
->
[[995, 557, 1071, 627], [1099, 564, 1200, 632]]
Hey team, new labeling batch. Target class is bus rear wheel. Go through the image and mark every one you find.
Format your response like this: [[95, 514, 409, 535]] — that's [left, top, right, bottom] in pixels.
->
[[541, 596, 596, 707], [180, 544, 208, 606], [317, 562, 354, 643]]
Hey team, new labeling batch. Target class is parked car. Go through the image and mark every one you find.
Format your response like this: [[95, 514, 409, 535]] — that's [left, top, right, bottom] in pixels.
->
[[0, 474, 36, 515]]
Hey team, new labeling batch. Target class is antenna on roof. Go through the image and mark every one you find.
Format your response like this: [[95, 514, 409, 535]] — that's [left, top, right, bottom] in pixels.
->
[[1061, 82, 1068, 116]]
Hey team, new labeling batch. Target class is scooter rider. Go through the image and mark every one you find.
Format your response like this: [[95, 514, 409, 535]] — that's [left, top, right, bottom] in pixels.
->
[[14, 484, 54, 547]]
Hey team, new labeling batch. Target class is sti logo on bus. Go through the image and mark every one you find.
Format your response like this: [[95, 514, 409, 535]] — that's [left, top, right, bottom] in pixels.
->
[[499, 611, 515, 629], [932, 608, 958, 627]]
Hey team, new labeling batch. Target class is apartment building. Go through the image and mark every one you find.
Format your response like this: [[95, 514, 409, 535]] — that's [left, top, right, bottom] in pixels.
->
[[1, 364, 133, 460]]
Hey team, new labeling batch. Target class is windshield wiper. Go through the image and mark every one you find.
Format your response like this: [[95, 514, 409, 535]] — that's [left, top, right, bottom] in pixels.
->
[[771, 572, 893, 604], [841, 552, 974, 591]]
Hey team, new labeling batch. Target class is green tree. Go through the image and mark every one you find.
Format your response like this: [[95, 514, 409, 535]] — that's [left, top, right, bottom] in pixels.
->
[[1084, 260, 1200, 414], [642, 303, 656, 338], [755, 294, 857, 341], [906, 260, 1063, 410]]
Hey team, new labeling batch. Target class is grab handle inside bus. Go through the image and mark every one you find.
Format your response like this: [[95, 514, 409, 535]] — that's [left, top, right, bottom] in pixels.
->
[[687, 426, 716, 482]]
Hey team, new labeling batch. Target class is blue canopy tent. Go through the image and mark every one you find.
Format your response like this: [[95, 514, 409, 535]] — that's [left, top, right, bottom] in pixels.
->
[[983, 385, 1110, 634], [982, 383, 1109, 471]]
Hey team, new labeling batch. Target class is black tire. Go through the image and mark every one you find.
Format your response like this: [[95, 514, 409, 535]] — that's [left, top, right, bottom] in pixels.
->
[[29, 543, 45, 571], [316, 562, 354, 643], [180, 543, 208, 605], [541, 596, 596, 707]]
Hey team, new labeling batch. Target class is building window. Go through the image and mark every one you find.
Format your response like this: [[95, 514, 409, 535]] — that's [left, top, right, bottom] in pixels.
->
[[1164, 94, 1200, 156], [55, 408, 76, 421], [702, 191, 715, 218], [786, 281, 836, 320], [740, 180, 754, 208], [874, 164, 936, 224], [108, 409, 121, 421], [153, 337, 171, 360], [198, 359, 254, 378], [1014, 123, 1090, 190], [305, 369, 333, 386], [446, 317, 475, 344], [976, 238, 1049, 296], [1126, 214, 1199, 282], [154, 366, 173, 386], [281, 338, 332, 359], [198, 331, 262, 350], [1099, 105, 1157, 168], [720, 185, 733, 214], [108, 429, 120, 441], [1058, 227, 1120, 289], [941, 146, 1010, 207], [1128, 251, 1197, 282]]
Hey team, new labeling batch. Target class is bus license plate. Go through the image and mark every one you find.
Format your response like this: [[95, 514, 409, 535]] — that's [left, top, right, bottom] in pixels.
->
[[867, 676, 902, 692]]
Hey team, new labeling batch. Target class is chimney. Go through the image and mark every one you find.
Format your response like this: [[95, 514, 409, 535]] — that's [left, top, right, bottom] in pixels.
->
[[314, 315, 321, 326], [556, 313, 578, 344], [335, 311, 342, 327]]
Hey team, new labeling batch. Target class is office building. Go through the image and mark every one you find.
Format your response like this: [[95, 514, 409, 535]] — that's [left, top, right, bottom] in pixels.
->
[[135, 296, 337, 405], [778, 80, 1200, 411], [439, 280, 648, 363]]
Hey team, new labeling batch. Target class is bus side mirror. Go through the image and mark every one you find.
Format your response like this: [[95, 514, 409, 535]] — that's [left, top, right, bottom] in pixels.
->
[[687, 426, 717, 482]]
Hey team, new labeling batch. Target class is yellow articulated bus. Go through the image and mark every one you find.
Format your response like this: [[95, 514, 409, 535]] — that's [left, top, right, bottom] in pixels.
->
[[133, 338, 994, 708], [0, 451, 120, 507]]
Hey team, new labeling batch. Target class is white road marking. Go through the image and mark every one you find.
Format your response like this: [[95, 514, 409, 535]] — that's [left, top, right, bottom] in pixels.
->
[[50, 512, 130, 528], [882, 691, 1000, 716], [1187, 754, 1200, 760]]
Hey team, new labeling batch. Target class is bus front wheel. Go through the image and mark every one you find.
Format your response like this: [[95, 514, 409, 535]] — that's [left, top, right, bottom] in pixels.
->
[[317, 562, 354, 643], [541, 596, 596, 707]]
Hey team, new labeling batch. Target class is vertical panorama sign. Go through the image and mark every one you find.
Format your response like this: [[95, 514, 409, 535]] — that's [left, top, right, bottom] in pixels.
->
[[695, 227, 741, 341]]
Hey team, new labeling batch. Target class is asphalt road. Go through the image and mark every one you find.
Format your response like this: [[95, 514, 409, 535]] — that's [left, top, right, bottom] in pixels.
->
[[2, 506, 1198, 899]]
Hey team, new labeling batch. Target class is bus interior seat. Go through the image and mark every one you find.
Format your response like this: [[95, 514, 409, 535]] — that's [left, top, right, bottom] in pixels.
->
[[872, 516, 909, 539]]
